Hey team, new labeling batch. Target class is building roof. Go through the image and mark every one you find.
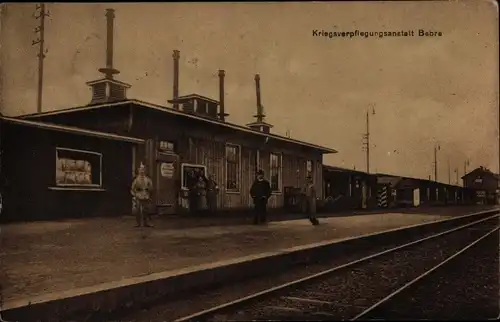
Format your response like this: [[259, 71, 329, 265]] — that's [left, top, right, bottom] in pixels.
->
[[86, 78, 132, 88], [246, 121, 274, 128], [167, 93, 219, 105], [323, 165, 372, 175], [462, 167, 500, 180], [18, 99, 338, 154], [376, 173, 464, 188], [1, 115, 144, 144], [324, 167, 464, 188]]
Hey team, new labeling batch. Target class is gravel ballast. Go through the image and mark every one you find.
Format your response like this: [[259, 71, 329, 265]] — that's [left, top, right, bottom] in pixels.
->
[[360, 225, 499, 320], [209, 218, 498, 321]]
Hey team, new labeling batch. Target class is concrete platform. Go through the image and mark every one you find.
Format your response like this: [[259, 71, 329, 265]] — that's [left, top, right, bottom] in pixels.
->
[[0, 206, 496, 320]]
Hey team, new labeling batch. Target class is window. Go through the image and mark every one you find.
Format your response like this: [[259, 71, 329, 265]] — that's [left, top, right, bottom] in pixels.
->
[[55, 148, 102, 187], [306, 160, 312, 173], [207, 103, 218, 117], [196, 100, 207, 114], [270, 153, 282, 192], [181, 164, 207, 189], [225, 144, 240, 192]]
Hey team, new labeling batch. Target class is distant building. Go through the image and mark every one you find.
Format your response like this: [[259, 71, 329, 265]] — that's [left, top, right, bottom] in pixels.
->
[[461, 166, 499, 205], [323, 165, 378, 210], [322, 164, 468, 213]]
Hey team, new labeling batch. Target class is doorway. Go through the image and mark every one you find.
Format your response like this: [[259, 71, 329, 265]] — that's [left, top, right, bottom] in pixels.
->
[[156, 152, 179, 215], [413, 188, 420, 207]]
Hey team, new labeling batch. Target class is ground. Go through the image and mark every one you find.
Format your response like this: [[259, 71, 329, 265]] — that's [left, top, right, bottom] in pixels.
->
[[0, 206, 494, 307]]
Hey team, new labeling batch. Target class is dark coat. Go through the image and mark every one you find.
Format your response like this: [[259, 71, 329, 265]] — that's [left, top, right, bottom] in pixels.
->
[[250, 179, 272, 200], [186, 174, 197, 191], [207, 179, 218, 193]]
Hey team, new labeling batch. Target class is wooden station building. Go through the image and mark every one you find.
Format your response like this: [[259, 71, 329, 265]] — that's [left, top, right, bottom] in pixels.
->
[[2, 9, 337, 221]]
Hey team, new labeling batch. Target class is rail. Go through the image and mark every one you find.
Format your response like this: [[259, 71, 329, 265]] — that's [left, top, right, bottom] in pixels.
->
[[174, 211, 499, 321], [351, 222, 499, 320]]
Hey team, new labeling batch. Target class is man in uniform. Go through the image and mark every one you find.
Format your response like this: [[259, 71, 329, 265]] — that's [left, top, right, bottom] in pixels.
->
[[250, 169, 272, 225], [131, 163, 154, 227]]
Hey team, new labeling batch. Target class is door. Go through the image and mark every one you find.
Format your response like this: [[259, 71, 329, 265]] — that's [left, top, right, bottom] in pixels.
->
[[156, 152, 179, 215], [413, 188, 420, 207]]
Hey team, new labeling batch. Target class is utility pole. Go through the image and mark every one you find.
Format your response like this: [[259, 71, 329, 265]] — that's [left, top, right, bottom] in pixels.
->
[[455, 168, 459, 185], [463, 159, 470, 187], [447, 159, 451, 184], [362, 105, 376, 174], [434, 143, 440, 182], [32, 3, 50, 113]]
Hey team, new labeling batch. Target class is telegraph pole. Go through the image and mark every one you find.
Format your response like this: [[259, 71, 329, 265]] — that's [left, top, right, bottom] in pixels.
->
[[32, 3, 50, 113], [434, 143, 440, 182], [463, 159, 467, 187], [447, 159, 451, 184], [463, 159, 470, 178], [362, 105, 376, 174]]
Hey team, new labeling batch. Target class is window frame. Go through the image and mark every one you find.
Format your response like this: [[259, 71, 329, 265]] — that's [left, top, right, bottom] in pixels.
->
[[180, 163, 207, 190], [55, 147, 103, 188], [269, 152, 283, 194], [225, 143, 241, 193]]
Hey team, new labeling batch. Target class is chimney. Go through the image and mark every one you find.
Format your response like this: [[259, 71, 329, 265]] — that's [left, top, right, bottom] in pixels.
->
[[246, 73, 273, 133], [172, 50, 180, 109], [98, 9, 119, 79], [218, 70, 226, 121], [87, 8, 130, 105], [254, 74, 264, 123]]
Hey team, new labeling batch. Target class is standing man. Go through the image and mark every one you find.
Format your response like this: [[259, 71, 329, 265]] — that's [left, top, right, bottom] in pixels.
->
[[250, 169, 272, 225], [131, 163, 154, 228], [304, 175, 320, 225], [186, 170, 198, 215], [206, 174, 219, 214], [195, 174, 208, 213]]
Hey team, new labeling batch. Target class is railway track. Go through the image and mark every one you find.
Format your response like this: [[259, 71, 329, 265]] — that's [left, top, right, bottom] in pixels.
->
[[355, 226, 499, 320], [173, 212, 499, 321]]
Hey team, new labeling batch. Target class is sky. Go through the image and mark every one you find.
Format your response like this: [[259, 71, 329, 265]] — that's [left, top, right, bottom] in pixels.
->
[[1, 1, 498, 183]]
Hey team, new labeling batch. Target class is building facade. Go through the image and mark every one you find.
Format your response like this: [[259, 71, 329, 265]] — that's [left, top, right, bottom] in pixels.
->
[[0, 116, 144, 222], [19, 98, 335, 215], [462, 167, 499, 205]]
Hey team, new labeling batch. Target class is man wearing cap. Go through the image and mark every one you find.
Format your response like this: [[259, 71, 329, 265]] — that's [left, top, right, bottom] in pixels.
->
[[131, 163, 154, 227], [250, 169, 272, 225]]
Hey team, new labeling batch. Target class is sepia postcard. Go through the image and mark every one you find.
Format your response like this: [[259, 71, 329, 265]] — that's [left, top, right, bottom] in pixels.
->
[[0, 1, 498, 321]]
